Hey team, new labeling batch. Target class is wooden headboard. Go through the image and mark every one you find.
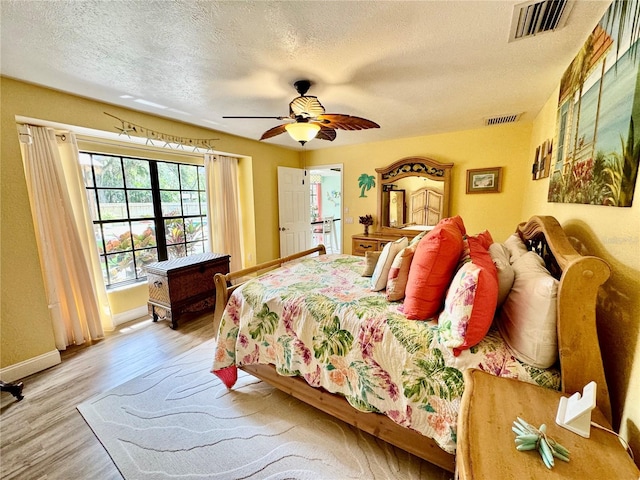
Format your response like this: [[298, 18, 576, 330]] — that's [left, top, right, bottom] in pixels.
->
[[516, 215, 612, 423]]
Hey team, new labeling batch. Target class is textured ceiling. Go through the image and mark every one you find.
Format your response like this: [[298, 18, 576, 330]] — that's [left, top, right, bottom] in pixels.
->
[[1, 0, 611, 150]]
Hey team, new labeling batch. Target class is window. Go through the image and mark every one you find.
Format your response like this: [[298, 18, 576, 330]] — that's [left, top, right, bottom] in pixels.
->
[[81, 152, 208, 287]]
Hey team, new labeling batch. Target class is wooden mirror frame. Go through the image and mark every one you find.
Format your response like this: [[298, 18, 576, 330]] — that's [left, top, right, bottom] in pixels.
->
[[375, 156, 453, 236]]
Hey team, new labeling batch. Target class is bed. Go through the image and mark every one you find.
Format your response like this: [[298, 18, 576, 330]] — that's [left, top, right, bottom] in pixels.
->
[[211, 215, 611, 472]]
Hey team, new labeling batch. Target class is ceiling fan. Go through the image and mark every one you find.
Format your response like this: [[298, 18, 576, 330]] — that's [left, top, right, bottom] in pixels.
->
[[223, 80, 380, 145]]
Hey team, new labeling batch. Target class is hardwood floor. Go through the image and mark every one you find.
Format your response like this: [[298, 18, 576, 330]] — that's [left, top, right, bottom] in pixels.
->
[[0, 313, 216, 479]]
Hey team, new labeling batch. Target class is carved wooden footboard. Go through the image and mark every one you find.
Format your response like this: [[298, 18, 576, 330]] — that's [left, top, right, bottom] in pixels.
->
[[212, 216, 611, 472]]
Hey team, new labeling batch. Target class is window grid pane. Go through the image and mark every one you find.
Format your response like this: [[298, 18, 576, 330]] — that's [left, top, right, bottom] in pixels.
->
[[83, 153, 210, 288], [158, 162, 180, 189], [161, 190, 182, 217], [124, 158, 152, 188]]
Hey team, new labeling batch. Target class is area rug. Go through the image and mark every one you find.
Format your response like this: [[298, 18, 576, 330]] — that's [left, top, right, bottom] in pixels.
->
[[78, 340, 450, 479]]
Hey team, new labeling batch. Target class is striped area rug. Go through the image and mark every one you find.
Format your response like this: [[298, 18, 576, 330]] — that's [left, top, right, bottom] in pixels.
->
[[78, 340, 450, 479]]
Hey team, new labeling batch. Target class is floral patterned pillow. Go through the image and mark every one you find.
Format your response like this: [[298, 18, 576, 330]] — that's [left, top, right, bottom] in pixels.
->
[[438, 236, 498, 355], [438, 262, 481, 353]]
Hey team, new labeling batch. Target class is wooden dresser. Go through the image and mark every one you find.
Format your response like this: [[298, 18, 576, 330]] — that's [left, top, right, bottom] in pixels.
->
[[145, 252, 230, 329], [351, 232, 419, 256]]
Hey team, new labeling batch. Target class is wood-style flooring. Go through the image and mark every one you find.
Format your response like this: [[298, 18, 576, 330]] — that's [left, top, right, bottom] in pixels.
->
[[0, 313, 215, 479]]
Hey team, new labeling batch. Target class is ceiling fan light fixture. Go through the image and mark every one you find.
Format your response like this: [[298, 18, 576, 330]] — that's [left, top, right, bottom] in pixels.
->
[[285, 122, 320, 145]]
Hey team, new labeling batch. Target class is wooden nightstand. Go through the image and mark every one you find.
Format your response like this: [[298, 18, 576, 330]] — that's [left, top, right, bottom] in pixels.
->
[[457, 369, 638, 479]]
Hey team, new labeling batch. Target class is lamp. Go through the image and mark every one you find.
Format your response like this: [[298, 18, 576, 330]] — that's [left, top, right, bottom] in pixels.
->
[[285, 122, 320, 145]]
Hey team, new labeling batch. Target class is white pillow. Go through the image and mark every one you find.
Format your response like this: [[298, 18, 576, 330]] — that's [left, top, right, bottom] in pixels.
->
[[504, 234, 528, 264], [371, 237, 408, 291], [497, 251, 558, 369], [488, 242, 515, 307]]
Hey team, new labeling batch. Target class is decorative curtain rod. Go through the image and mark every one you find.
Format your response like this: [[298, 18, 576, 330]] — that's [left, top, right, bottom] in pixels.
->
[[104, 112, 219, 151], [76, 136, 209, 160]]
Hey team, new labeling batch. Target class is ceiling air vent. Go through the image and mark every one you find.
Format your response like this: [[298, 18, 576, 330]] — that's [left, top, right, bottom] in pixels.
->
[[484, 113, 522, 126], [509, 0, 575, 42]]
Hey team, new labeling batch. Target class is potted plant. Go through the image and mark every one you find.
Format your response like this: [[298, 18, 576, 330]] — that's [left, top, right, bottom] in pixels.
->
[[359, 214, 374, 236]]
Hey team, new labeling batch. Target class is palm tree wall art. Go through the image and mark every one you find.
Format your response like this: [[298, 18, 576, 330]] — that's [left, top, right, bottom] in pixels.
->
[[358, 173, 376, 198], [548, 0, 640, 207]]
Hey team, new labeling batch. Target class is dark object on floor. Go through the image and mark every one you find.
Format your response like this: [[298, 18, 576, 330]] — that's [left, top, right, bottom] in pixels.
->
[[1, 380, 24, 401]]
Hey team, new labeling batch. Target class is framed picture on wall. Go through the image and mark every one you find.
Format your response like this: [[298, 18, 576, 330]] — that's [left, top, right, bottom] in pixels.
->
[[466, 167, 502, 194]]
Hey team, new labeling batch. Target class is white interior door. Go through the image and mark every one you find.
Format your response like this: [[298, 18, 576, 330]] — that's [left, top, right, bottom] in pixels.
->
[[278, 166, 311, 257]]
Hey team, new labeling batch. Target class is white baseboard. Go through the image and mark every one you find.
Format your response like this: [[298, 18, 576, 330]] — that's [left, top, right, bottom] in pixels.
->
[[0, 306, 148, 382], [0, 349, 61, 383], [112, 305, 149, 327]]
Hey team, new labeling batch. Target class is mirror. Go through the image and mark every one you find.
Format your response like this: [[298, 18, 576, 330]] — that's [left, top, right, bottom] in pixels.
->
[[376, 156, 453, 235], [387, 190, 405, 227]]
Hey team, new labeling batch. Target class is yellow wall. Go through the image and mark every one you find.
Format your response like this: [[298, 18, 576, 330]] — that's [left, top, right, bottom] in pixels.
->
[[305, 121, 533, 249], [524, 87, 640, 465], [1, 77, 298, 370]]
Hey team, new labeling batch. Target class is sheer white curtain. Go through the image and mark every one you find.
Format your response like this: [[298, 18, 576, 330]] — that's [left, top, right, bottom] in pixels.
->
[[19, 125, 113, 350], [204, 154, 243, 272]]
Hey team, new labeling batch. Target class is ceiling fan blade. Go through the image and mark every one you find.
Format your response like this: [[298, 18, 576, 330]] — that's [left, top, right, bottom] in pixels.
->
[[260, 124, 288, 140], [223, 115, 289, 120], [316, 114, 380, 131], [289, 96, 325, 118], [314, 125, 337, 141]]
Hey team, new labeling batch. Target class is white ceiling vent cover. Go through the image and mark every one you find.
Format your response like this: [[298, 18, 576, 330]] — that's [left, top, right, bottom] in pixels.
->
[[484, 113, 523, 126], [509, 0, 575, 42]]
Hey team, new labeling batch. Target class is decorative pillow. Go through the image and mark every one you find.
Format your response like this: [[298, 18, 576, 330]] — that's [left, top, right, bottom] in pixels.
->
[[504, 233, 528, 264], [471, 230, 494, 250], [438, 236, 498, 355], [488, 242, 515, 307], [361, 251, 382, 277], [403, 217, 465, 320], [438, 263, 481, 352], [497, 251, 559, 369], [440, 215, 466, 235], [386, 244, 416, 301], [371, 237, 408, 291]]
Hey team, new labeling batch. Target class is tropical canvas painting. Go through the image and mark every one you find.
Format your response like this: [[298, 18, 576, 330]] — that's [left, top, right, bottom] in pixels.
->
[[548, 1, 640, 207]]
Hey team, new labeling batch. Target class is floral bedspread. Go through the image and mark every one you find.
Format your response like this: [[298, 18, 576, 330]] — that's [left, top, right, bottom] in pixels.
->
[[212, 254, 560, 454]]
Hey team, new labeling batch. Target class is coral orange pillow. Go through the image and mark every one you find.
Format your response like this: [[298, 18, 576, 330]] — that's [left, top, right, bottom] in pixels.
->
[[471, 229, 494, 250], [439, 215, 466, 236], [403, 216, 465, 320], [438, 236, 499, 355]]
